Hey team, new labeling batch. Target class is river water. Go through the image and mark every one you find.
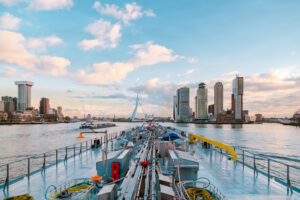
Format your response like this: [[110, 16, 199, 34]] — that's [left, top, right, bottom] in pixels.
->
[[0, 122, 299, 166], [0, 122, 142, 165], [0, 122, 299, 186]]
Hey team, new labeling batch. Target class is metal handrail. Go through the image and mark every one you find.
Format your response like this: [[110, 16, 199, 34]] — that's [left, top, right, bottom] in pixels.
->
[[164, 126, 300, 193], [0, 130, 127, 191]]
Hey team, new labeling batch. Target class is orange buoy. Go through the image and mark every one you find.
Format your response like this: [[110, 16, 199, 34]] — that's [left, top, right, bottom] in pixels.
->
[[76, 133, 86, 139], [91, 175, 102, 182]]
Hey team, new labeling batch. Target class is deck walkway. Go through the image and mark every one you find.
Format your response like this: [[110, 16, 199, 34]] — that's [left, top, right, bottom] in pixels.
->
[[194, 145, 300, 199], [1, 142, 300, 199], [0, 148, 100, 199]]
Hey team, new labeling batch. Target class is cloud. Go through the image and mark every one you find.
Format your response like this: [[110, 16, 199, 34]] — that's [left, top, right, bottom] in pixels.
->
[[27, 36, 63, 52], [78, 19, 121, 50], [0, 12, 21, 31], [0, 30, 70, 77], [186, 69, 194, 75], [93, 1, 155, 25], [0, 0, 25, 6], [28, 0, 73, 11], [73, 93, 134, 101], [177, 68, 195, 77], [0, 30, 36, 69], [187, 57, 198, 64], [73, 41, 181, 85], [36, 56, 70, 76], [0, 66, 17, 77]]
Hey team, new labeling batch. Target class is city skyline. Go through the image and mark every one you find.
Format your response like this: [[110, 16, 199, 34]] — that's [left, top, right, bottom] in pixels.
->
[[0, 0, 300, 117]]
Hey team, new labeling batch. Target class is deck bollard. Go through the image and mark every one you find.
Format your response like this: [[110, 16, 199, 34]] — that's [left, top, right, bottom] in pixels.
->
[[268, 159, 270, 181], [56, 149, 58, 165], [253, 154, 257, 175], [242, 150, 245, 168], [5, 163, 9, 191], [65, 146, 68, 161], [28, 158, 30, 178], [287, 165, 291, 192]]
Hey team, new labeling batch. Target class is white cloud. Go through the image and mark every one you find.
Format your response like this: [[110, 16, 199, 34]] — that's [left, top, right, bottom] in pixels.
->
[[187, 57, 198, 64], [27, 36, 63, 52], [0, 0, 25, 6], [78, 19, 121, 50], [130, 41, 179, 66], [93, 1, 155, 25], [28, 0, 73, 11], [186, 69, 194, 75], [0, 66, 17, 77], [74, 41, 180, 85], [36, 56, 70, 76], [0, 30, 36, 69], [0, 12, 21, 31], [0, 30, 70, 77]]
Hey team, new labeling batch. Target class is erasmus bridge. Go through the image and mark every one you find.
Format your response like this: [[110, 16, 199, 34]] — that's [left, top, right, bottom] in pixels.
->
[[130, 94, 152, 122]]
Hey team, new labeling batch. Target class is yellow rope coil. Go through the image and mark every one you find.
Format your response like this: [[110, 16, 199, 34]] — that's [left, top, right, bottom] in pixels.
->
[[186, 188, 217, 200]]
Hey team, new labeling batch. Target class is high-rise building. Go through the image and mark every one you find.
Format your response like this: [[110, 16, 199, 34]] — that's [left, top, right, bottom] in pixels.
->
[[232, 76, 244, 121], [173, 96, 177, 120], [2, 96, 17, 112], [208, 104, 214, 115], [175, 87, 190, 122], [214, 82, 223, 117], [196, 83, 208, 119], [40, 98, 50, 115], [0, 101, 4, 112], [194, 96, 198, 118], [15, 81, 34, 111]]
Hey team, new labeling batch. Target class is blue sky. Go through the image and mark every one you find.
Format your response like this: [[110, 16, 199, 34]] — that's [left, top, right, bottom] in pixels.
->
[[0, 0, 300, 117]]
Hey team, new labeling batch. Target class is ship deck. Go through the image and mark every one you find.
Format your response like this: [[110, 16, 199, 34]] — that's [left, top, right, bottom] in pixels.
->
[[1, 143, 300, 199], [0, 148, 101, 199], [194, 146, 300, 199]]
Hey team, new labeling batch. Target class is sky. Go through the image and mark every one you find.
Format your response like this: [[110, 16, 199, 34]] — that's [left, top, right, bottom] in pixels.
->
[[0, 0, 300, 118]]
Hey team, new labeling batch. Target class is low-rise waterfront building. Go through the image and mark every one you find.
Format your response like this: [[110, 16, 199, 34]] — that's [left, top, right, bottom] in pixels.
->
[[255, 114, 263, 122], [217, 110, 234, 123], [208, 104, 214, 115], [0, 112, 8, 121]]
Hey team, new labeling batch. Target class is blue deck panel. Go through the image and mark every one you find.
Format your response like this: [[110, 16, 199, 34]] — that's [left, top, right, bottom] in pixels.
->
[[0, 149, 101, 199], [1, 143, 300, 200], [195, 146, 300, 199]]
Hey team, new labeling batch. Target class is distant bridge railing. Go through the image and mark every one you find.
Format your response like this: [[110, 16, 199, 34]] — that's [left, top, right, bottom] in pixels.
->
[[165, 126, 300, 194]]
